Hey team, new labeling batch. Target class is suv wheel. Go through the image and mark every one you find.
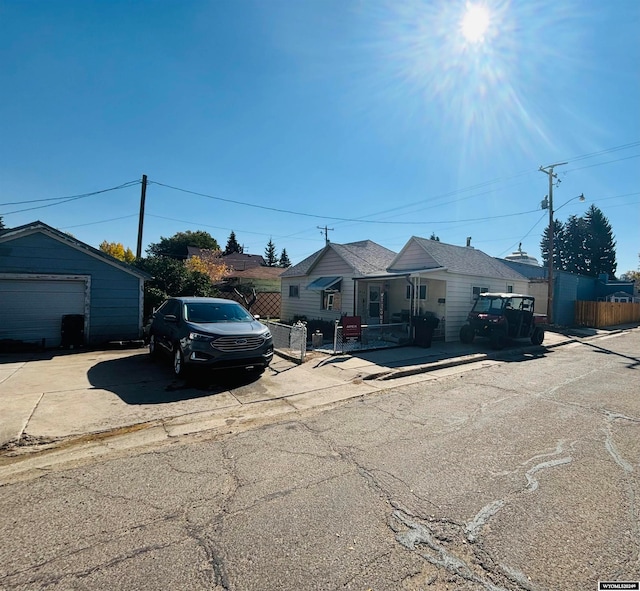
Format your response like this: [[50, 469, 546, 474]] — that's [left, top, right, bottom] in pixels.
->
[[149, 334, 160, 359], [530, 327, 544, 346], [459, 324, 475, 344], [490, 330, 507, 350], [173, 346, 187, 378]]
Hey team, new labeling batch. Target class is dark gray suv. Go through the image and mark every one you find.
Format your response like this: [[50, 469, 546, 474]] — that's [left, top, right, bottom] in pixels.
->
[[148, 297, 273, 377]]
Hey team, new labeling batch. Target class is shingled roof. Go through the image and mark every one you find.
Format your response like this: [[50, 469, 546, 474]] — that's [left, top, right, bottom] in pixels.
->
[[281, 240, 397, 278], [390, 237, 528, 281]]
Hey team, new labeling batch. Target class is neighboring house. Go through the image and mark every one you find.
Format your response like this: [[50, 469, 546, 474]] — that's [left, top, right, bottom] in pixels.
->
[[187, 247, 283, 317], [0, 220, 151, 348], [221, 252, 266, 270], [280, 240, 397, 324], [500, 257, 637, 325]]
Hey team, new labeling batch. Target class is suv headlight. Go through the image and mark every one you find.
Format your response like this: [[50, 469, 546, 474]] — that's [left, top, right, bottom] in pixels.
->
[[262, 330, 272, 340], [188, 332, 212, 342]]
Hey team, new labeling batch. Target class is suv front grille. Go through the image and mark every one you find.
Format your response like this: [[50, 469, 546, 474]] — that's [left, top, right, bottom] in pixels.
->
[[211, 335, 265, 352]]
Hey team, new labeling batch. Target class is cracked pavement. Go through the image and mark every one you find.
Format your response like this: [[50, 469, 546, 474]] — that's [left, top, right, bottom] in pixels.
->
[[0, 329, 638, 590]]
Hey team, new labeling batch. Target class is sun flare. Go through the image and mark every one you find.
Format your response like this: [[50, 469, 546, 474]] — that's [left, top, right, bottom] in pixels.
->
[[461, 3, 491, 43]]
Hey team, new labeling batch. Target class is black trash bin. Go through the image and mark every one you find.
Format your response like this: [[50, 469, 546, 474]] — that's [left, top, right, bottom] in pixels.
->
[[61, 314, 85, 348], [412, 314, 440, 348]]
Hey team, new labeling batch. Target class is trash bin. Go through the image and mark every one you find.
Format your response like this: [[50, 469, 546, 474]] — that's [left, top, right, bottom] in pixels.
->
[[61, 314, 84, 348], [311, 330, 323, 349], [412, 314, 440, 348]]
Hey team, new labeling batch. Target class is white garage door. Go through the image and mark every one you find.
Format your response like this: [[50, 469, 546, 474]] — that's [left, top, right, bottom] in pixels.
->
[[0, 278, 87, 348]]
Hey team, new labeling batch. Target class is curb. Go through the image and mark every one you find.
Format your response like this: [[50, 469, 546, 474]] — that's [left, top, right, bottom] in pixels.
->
[[369, 336, 581, 381]]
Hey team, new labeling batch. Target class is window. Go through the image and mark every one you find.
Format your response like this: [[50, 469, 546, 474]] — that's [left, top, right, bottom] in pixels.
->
[[472, 286, 489, 301], [406, 284, 427, 300], [289, 285, 300, 298], [322, 290, 341, 311], [507, 285, 514, 293]]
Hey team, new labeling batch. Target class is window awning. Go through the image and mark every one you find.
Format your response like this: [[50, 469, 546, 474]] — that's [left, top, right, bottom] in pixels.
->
[[306, 276, 342, 291]]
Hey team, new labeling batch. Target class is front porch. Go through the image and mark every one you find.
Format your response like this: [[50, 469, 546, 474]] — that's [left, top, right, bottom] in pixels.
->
[[353, 273, 447, 342]]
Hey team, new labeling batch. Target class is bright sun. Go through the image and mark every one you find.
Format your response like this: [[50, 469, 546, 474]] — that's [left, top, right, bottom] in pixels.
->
[[461, 3, 491, 43]]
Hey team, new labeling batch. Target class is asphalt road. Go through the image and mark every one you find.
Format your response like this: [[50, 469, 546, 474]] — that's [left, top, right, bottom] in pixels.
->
[[0, 330, 638, 591]]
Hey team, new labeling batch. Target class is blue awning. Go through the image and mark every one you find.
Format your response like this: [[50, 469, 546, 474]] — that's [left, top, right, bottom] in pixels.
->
[[306, 276, 342, 291]]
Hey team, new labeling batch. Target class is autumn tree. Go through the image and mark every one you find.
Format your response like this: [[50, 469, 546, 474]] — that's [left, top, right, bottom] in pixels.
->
[[134, 255, 219, 319], [278, 248, 291, 268], [99, 241, 136, 263], [264, 238, 278, 267], [146, 230, 220, 260], [224, 231, 243, 254], [185, 249, 230, 283]]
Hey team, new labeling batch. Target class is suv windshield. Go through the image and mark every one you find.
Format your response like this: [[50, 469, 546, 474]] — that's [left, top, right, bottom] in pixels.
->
[[474, 297, 505, 315], [184, 302, 253, 323]]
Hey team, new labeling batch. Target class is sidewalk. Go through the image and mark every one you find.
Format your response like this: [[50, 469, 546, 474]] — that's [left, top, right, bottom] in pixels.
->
[[0, 325, 634, 481]]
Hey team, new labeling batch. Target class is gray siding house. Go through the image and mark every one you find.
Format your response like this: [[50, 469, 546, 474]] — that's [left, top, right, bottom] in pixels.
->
[[370, 237, 530, 342], [0, 221, 151, 347], [281, 236, 529, 342]]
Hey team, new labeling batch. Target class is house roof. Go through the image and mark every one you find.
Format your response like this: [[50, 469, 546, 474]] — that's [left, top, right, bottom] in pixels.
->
[[0, 220, 152, 279], [390, 237, 528, 281], [222, 252, 266, 270], [282, 240, 397, 278]]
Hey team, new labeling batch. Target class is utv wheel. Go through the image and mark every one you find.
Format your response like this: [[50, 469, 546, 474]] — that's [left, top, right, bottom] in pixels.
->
[[530, 327, 545, 346], [459, 325, 475, 344], [490, 330, 507, 350], [149, 334, 160, 359], [173, 346, 187, 378]]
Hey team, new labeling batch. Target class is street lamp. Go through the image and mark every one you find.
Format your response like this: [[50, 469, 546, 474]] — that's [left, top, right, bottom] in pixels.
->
[[539, 161, 585, 324]]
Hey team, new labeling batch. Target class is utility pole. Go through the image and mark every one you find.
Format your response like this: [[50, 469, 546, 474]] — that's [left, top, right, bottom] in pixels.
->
[[317, 225, 334, 245], [539, 162, 566, 325], [136, 174, 147, 259]]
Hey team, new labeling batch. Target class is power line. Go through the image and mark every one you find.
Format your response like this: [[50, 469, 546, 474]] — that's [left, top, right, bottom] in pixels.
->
[[0, 180, 140, 215]]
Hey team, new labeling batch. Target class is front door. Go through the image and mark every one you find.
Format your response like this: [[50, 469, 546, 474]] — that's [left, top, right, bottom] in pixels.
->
[[368, 285, 381, 324]]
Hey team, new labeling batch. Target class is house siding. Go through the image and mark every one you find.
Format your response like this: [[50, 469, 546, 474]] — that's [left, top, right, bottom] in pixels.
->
[[280, 251, 356, 323], [444, 272, 528, 342], [0, 232, 144, 344], [389, 241, 438, 271]]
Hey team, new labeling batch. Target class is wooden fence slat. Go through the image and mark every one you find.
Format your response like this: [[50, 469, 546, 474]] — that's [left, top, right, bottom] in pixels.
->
[[575, 301, 640, 328]]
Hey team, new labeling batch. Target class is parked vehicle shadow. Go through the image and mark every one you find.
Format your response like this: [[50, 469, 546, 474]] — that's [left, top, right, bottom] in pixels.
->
[[87, 353, 264, 405]]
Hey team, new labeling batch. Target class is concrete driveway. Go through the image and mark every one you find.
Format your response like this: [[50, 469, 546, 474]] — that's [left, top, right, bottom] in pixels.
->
[[0, 328, 583, 453]]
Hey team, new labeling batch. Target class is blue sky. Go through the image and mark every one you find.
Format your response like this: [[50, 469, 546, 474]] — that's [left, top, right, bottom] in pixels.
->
[[1, 0, 639, 274]]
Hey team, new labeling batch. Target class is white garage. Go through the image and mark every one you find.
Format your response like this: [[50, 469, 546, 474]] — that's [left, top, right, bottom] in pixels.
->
[[0, 275, 89, 348]]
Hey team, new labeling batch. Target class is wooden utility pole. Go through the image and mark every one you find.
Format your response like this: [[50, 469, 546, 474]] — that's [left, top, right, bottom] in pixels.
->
[[539, 162, 566, 325], [317, 225, 334, 245], [136, 174, 147, 259]]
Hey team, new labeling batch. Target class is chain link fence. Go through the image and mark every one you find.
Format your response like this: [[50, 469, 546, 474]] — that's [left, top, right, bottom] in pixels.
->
[[263, 319, 307, 363], [332, 322, 412, 354]]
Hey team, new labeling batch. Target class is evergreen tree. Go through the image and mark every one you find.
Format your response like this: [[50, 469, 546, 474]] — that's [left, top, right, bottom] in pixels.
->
[[540, 205, 617, 278], [278, 248, 291, 268], [264, 238, 278, 267], [0, 216, 5, 230], [562, 215, 588, 275], [583, 205, 616, 277], [224, 230, 243, 255], [540, 219, 565, 270]]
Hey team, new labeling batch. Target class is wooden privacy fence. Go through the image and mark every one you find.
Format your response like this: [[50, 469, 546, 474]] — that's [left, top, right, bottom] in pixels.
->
[[575, 301, 640, 328]]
